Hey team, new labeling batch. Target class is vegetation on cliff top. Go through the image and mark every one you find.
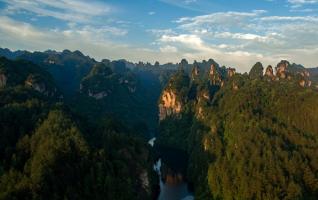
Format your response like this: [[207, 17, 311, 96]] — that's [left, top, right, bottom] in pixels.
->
[[158, 62, 318, 199]]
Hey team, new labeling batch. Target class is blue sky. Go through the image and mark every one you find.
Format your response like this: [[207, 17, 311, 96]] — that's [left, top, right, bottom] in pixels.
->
[[0, 0, 317, 71]]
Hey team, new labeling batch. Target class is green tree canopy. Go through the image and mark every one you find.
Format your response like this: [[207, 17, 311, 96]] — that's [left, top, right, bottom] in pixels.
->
[[249, 62, 264, 79]]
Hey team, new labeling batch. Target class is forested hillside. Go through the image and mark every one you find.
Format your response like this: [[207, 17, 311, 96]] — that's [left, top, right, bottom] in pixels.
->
[[0, 57, 157, 200], [0, 48, 174, 133], [1, 47, 318, 200], [157, 61, 318, 199]]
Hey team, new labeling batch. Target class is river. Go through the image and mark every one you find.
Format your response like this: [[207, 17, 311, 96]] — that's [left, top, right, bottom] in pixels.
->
[[149, 138, 194, 200]]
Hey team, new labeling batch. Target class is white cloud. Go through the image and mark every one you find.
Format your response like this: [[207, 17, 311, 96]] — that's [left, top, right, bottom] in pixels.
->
[[0, 16, 44, 38], [149, 9, 318, 69], [1, 0, 112, 23], [1, 0, 318, 71], [176, 10, 264, 25], [160, 45, 178, 53], [0, 16, 183, 64], [289, 8, 316, 12], [158, 0, 204, 12], [61, 25, 128, 41], [174, 10, 268, 37], [260, 15, 318, 22], [0, 16, 130, 57], [287, 0, 318, 8], [160, 34, 203, 47], [214, 32, 269, 42], [155, 32, 279, 72], [148, 11, 156, 15], [184, 0, 197, 4], [288, 0, 318, 5]]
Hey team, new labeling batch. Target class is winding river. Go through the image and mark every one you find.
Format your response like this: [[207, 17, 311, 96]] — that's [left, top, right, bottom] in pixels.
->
[[149, 138, 194, 200]]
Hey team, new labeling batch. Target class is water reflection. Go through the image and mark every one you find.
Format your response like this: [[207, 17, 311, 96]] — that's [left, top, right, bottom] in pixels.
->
[[149, 137, 194, 200]]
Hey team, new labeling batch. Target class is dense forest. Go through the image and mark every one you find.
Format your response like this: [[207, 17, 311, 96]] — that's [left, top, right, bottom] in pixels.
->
[[1, 48, 318, 200], [157, 61, 318, 199], [0, 55, 158, 200]]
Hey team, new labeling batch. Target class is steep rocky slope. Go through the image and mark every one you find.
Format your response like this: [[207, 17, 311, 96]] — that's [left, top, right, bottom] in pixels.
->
[[157, 60, 318, 199], [0, 57, 60, 97]]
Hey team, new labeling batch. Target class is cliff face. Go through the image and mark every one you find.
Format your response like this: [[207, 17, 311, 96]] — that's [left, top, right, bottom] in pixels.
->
[[24, 74, 58, 96], [191, 65, 200, 80], [0, 74, 7, 87], [159, 89, 182, 121], [25, 75, 46, 93], [298, 70, 311, 87], [158, 60, 316, 122], [209, 64, 222, 85], [118, 77, 137, 93], [274, 60, 313, 87], [276, 60, 289, 79], [80, 62, 137, 100], [17, 49, 96, 94], [158, 59, 318, 200], [195, 89, 211, 119], [265, 65, 274, 79], [159, 65, 239, 121], [0, 57, 60, 97], [158, 70, 190, 121], [88, 90, 108, 100], [227, 67, 236, 78]]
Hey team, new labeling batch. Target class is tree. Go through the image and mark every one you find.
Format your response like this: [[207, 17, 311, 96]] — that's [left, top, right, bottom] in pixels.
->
[[179, 59, 188, 71], [29, 110, 89, 199], [249, 62, 264, 79]]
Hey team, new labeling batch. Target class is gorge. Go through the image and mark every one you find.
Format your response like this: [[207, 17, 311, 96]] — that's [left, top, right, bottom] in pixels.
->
[[0, 48, 318, 200], [149, 138, 194, 200]]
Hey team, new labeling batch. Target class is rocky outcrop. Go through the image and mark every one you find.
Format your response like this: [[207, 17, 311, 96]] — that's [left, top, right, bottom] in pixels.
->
[[24, 74, 58, 96], [191, 65, 200, 80], [232, 82, 239, 91], [308, 81, 312, 87], [0, 74, 7, 88], [202, 91, 210, 100], [88, 90, 108, 100], [128, 86, 136, 93], [209, 64, 222, 85], [299, 79, 306, 87], [165, 173, 184, 185], [47, 60, 56, 64], [25, 75, 47, 94], [298, 70, 311, 87], [195, 89, 211, 119], [119, 78, 137, 93], [197, 89, 211, 102], [276, 61, 289, 79], [265, 65, 274, 79], [139, 170, 150, 192], [300, 71, 310, 78], [203, 136, 210, 151], [209, 64, 216, 76], [271, 61, 313, 87], [227, 68, 236, 78], [197, 106, 204, 119], [159, 89, 182, 121]]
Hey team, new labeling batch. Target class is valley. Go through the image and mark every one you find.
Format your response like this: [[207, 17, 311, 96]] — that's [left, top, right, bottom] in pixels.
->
[[1, 0, 318, 199], [0, 48, 318, 200]]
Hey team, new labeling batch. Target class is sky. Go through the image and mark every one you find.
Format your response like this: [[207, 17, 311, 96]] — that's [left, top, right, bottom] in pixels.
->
[[0, 0, 317, 72]]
